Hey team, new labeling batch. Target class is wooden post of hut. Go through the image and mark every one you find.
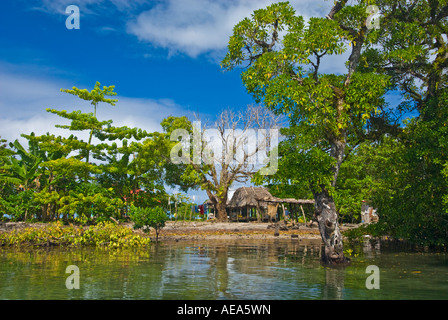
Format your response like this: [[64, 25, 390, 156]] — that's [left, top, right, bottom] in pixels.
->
[[300, 204, 307, 224], [174, 201, 178, 224], [267, 203, 278, 222], [281, 203, 286, 220]]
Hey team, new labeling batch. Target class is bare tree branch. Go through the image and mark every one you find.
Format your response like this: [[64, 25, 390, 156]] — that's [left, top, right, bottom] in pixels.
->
[[190, 105, 283, 220]]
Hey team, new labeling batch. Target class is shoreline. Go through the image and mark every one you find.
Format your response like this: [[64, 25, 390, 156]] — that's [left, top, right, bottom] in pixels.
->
[[2, 220, 445, 254], [145, 221, 359, 243], [0, 220, 361, 245]]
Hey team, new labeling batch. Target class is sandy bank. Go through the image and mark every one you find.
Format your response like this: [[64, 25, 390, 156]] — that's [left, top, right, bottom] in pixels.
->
[[152, 221, 359, 242], [0, 220, 360, 243]]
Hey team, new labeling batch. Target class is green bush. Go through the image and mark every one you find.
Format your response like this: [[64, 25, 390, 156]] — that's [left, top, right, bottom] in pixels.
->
[[0, 221, 151, 248], [0, 190, 41, 221], [74, 221, 151, 247], [129, 206, 168, 241]]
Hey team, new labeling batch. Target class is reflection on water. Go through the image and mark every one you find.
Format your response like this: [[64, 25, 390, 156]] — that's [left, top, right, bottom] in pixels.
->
[[1, 239, 448, 300]]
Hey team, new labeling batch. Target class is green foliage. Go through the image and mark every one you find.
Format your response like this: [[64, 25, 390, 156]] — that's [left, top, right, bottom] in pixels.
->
[[0, 137, 14, 166], [223, 1, 389, 200], [333, 141, 386, 222], [0, 136, 44, 191], [0, 190, 41, 221], [62, 184, 125, 223], [0, 221, 151, 248], [74, 222, 151, 247], [372, 113, 448, 245], [343, 0, 448, 246], [129, 206, 168, 241], [157, 115, 201, 193], [61, 81, 118, 112], [0, 82, 170, 224], [360, 0, 448, 114], [337, 89, 448, 245]]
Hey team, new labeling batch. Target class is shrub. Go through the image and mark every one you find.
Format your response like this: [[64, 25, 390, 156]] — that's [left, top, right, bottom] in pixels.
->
[[129, 206, 168, 242], [0, 221, 151, 248]]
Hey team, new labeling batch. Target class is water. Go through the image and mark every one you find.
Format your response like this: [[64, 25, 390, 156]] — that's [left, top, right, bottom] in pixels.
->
[[1, 239, 448, 300]]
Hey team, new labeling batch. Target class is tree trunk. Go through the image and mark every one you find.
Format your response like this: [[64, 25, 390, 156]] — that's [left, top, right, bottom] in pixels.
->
[[313, 186, 350, 266], [207, 189, 228, 222], [215, 199, 228, 222]]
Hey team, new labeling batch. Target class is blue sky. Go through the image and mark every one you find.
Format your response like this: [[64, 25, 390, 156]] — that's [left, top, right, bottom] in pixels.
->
[[0, 1, 265, 135], [0, 1, 338, 141]]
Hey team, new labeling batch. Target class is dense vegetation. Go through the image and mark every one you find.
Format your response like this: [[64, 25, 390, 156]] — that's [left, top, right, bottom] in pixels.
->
[[1, 0, 448, 250], [0, 222, 151, 248], [0, 83, 197, 226]]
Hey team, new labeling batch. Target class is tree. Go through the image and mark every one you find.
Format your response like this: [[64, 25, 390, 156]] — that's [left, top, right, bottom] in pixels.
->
[[58, 81, 118, 168], [163, 105, 282, 221], [0, 136, 47, 220], [222, 1, 390, 264], [362, 0, 448, 119], [0, 136, 15, 219], [130, 206, 168, 242], [0, 133, 59, 220], [354, 0, 448, 245], [0, 138, 43, 191], [0, 137, 14, 168], [4, 82, 158, 223], [360, 93, 448, 246], [46, 82, 149, 183]]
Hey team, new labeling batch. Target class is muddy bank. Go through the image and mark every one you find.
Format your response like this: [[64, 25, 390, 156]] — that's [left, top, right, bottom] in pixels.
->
[[150, 220, 359, 242], [0, 221, 49, 232], [0, 220, 360, 243]]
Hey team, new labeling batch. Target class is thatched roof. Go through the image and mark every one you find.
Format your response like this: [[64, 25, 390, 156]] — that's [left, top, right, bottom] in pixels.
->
[[264, 198, 315, 205], [203, 196, 229, 206], [227, 186, 315, 208], [205, 187, 315, 208], [227, 187, 274, 208]]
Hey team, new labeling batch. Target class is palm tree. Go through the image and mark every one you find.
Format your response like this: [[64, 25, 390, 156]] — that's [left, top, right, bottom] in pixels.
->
[[0, 136, 43, 191], [0, 136, 44, 220]]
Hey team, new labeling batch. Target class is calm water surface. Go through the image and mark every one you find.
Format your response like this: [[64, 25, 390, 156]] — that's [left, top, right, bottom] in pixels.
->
[[1, 239, 448, 300]]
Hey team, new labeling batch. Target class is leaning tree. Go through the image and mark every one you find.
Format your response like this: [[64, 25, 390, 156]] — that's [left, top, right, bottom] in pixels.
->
[[222, 1, 390, 265]]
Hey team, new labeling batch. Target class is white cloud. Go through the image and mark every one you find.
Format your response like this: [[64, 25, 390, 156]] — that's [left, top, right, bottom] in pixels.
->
[[0, 67, 188, 145], [126, 0, 333, 58], [33, 0, 147, 15], [31, 0, 101, 15], [31, 0, 346, 72]]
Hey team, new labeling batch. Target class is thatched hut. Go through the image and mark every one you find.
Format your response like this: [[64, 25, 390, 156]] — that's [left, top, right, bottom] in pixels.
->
[[226, 187, 274, 222], [226, 186, 314, 222], [262, 197, 315, 223]]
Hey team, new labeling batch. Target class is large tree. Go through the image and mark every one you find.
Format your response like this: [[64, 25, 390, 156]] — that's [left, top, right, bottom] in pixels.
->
[[162, 105, 282, 221], [222, 1, 390, 265], [356, 0, 448, 245], [362, 0, 448, 118]]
